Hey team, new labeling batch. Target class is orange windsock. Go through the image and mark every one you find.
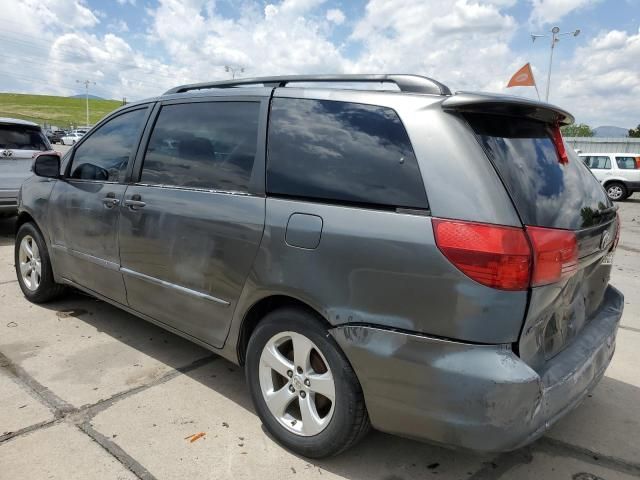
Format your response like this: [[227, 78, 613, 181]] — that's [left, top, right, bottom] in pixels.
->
[[507, 63, 536, 88]]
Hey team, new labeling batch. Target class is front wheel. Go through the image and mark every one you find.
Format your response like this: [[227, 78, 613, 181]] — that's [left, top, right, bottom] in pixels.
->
[[606, 182, 627, 201], [246, 308, 370, 458], [15, 223, 66, 303]]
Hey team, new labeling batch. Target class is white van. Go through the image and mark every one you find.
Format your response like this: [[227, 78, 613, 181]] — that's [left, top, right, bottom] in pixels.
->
[[579, 153, 640, 200]]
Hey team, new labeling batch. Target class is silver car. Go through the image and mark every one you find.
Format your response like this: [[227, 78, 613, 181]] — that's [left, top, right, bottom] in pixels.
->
[[0, 117, 51, 216], [16, 75, 623, 457]]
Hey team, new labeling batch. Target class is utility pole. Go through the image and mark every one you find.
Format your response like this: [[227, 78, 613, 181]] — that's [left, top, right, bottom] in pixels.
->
[[224, 65, 244, 79], [531, 26, 580, 102], [76, 79, 96, 127]]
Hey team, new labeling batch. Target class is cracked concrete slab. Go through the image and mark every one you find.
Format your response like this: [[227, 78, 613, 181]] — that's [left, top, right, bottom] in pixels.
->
[[0, 370, 53, 437], [546, 329, 640, 466], [498, 448, 637, 480], [91, 359, 490, 479], [0, 281, 211, 408], [0, 422, 138, 479]]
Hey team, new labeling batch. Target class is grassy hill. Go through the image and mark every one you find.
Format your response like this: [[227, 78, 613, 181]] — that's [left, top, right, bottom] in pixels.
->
[[0, 92, 122, 129]]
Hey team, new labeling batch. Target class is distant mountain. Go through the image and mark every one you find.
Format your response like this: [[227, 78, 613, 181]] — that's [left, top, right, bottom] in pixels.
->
[[593, 126, 628, 138], [69, 94, 104, 100]]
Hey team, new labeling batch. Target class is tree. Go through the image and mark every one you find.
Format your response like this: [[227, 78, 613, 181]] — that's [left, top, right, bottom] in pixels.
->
[[561, 123, 594, 137], [629, 124, 640, 138]]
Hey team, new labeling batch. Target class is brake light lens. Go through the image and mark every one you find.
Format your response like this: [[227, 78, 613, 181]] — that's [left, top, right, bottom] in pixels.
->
[[551, 124, 569, 165], [433, 219, 581, 290], [432, 219, 531, 290], [526, 226, 578, 286]]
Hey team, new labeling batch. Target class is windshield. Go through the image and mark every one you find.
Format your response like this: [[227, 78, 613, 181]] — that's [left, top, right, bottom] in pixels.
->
[[0, 125, 49, 151], [466, 113, 612, 230]]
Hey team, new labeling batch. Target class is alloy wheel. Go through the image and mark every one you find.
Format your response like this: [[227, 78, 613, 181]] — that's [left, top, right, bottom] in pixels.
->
[[607, 185, 623, 200], [258, 331, 336, 436], [18, 235, 41, 291]]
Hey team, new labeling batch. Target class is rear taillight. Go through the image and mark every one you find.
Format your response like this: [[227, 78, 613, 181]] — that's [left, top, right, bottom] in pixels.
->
[[432, 219, 531, 291], [526, 226, 578, 286], [433, 218, 580, 290]]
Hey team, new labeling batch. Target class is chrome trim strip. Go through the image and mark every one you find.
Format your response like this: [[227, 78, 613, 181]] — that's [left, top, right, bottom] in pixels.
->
[[120, 267, 230, 306], [51, 244, 120, 271]]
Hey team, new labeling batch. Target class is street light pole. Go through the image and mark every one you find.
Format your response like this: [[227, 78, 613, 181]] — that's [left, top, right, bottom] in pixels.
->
[[76, 79, 96, 127], [224, 65, 245, 79], [531, 26, 580, 102]]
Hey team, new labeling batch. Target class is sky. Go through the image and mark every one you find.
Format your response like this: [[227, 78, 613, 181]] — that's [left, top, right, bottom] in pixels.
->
[[1, 0, 639, 128]]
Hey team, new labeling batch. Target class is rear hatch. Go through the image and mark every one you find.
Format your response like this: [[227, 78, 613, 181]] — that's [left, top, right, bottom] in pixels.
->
[[0, 123, 50, 190], [454, 105, 618, 371]]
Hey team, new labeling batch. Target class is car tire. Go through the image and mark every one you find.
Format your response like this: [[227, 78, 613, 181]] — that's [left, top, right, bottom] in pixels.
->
[[15, 223, 66, 303], [61, 139, 65, 145], [605, 182, 627, 201], [246, 307, 370, 458]]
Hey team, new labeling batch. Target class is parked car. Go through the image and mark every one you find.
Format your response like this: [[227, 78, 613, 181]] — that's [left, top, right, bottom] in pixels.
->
[[16, 75, 623, 458], [580, 153, 640, 200], [60, 132, 84, 145], [0, 117, 52, 216], [46, 130, 67, 144]]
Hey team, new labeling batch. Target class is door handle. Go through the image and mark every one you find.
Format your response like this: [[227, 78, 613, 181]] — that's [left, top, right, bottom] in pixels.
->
[[124, 198, 146, 210], [102, 193, 120, 208]]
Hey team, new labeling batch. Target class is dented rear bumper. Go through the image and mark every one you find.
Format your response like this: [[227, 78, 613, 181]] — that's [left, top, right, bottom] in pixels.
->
[[330, 285, 623, 452]]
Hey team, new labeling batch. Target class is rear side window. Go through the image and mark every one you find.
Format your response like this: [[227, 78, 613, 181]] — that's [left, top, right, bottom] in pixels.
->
[[616, 156, 639, 169], [70, 108, 147, 182], [584, 156, 611, 169], [267, 98, 427, 209], [0, 125, 48, 151], [466, 114, 610, 230], [140, 102, 260, 193]]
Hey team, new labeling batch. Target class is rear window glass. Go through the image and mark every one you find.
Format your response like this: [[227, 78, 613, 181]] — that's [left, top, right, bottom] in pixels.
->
[[267, 98, 427, 210], [616, 156, 639, 169], [0, 125, 48, 151], [466, 114, 611, 230]]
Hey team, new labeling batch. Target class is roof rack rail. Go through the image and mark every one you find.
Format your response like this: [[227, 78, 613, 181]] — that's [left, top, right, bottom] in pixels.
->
[[163, 74, 452, 96]]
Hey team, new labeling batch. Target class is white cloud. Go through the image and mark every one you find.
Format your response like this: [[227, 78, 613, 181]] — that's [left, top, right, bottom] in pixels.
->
[[529, 0, 599, 26], [108, 19, 130, 33], [349, 0, 517, 92], [326, 8, 345, 25], [553, 27, 640, 127], [147, 0, 346, 82]]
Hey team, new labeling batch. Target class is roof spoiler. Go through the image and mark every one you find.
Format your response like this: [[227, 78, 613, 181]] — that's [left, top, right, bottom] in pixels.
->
[[441, 92, 574, 126]]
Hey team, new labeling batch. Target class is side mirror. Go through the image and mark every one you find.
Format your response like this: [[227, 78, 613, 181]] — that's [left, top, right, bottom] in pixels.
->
[[33, 152, 60, 178]]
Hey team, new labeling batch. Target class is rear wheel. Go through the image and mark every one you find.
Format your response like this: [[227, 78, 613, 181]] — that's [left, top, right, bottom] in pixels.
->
[[246, 307, 370, 458], [605, 182, 627, 201], [15, 223, 66, 303]]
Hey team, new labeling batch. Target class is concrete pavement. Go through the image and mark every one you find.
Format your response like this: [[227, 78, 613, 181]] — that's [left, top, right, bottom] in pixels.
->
[[1, 198, 640, 479]]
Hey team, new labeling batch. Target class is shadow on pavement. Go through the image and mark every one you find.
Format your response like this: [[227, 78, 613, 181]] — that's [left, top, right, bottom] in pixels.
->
[[0, 215, 17, 247]]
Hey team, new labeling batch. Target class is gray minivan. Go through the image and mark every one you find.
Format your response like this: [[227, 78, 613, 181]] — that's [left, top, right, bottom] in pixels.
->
[[15, 75, 623, 457]]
